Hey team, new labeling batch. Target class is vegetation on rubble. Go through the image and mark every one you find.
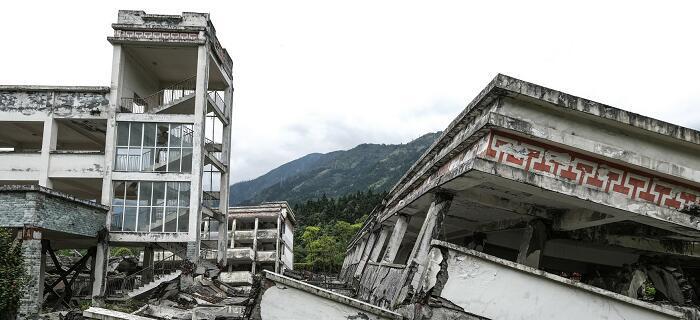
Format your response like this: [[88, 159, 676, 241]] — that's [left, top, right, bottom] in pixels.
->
[[0, 228, 29, 318], [293, 190, 383, 272]]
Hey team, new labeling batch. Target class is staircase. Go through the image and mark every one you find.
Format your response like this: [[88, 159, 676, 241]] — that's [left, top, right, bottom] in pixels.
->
[[120, 76, 196, 114], [106, 249, 185, 300]]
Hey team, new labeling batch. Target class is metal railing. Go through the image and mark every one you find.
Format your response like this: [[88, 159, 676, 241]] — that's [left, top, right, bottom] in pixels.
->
[[106, 249, 185, 297], [119, 76, 196, 113], [208, 90, 226, 114]]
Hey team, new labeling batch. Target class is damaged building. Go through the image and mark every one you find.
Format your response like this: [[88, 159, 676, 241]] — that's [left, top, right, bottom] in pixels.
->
[[0, 10, 235, 318], [330, 74, 700, 320]]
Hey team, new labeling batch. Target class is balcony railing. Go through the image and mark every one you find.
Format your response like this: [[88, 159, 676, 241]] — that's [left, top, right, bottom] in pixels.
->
[[208, 90, 226, 114], [119, 76, 196, 113]]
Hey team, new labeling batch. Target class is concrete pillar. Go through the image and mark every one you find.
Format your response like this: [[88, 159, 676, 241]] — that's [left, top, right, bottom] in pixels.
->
[[354, 231, 377, 278], [143, 245, 155, 282], [517, 220, 548, 269], [370, 226, 390, 262], [275, 214, 282, 272], [91, 235, 110, 305], [187, 43, 211, 262], [382, 214, 410, 264], [405, 192, 452, 290], [38, 118, 57, 188], [216, 86, 233, 268], [18, 228, 43, 319], [252, 218, 259, 274], [229, 218, 237, 249]]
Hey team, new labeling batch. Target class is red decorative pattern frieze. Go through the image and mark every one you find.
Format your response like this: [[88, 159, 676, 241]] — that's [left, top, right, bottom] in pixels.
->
[[484, 132, 700, 210], [114, 30, 199, 41]]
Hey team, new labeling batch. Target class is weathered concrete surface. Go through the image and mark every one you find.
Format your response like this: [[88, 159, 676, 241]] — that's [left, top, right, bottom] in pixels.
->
[[0, 87, 109, 119], [0, 185, 108, 237], [425, 241, 683, 320], [357, 262, 405, 308], [83, 307, 152, 320], [256, 271, 403, 320]]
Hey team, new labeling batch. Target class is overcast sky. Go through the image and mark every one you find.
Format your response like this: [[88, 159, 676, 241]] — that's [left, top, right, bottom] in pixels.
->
[[1, 1, 699, 183]]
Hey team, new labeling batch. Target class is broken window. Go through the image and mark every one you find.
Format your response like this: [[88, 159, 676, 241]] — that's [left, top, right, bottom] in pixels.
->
[[111, 181, 190, 233]]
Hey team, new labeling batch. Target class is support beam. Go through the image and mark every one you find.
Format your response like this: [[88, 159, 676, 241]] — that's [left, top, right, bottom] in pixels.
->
[[39, 118, 57, 187], [516, 220, 548, 269], [404, 192, 453, 292], [382, 214, 410, 264], [354, 231, 377, 278], [370, 226, 390, 262], [143, 245, 154, 282], [252, 217, 259, 274], [553, 208, 627, 231]]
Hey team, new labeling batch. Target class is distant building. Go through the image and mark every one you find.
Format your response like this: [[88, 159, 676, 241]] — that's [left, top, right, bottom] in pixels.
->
[[203, 202, 295, 287], [0, 10, 234, 316]]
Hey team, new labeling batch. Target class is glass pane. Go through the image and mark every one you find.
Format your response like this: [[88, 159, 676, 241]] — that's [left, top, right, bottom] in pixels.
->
[[116, 122, 129, 146], [112, 181, 126, 205], [169, 124, 182, 147], [154, 148, 168, 172], [156, 123, 169, 147], [141, 148, 155, 171], [127, 149, 141, 171], [111, 206, 124, 231], [166, 182, 179, 207], [125, 182, 139, 206], [182, 125, 193, 147], [179, 182, 190, 206], [143, 123, 156, 147], [167, 149, 181, 172], [129, 122, 143, 147], [164, 207, 178, 232], [177, 208, 189, 232], [153, 182, 165, 206], [138, 182, 152, 207], [123, 207, 137, 232], [151, 207, 164, 232], [137, 207, 150, 232], [181, 148, 192, 173], [114, 148, 129, 171]]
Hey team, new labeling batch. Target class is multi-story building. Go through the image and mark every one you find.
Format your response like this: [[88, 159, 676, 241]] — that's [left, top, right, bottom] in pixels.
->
[[202, 202, 295, 287], [0, 10, 234, 306]]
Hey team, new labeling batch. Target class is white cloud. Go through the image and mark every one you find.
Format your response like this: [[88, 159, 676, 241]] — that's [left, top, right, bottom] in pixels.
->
[[1, 1, 699, 182]]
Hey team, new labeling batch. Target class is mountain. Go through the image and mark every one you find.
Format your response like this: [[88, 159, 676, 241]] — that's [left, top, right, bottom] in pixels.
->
[[229, 132, 441, 205]]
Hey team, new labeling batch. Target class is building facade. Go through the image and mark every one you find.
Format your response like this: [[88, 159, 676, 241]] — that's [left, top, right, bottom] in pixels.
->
[[340, 74, 700, 320], [0, 10, 234, 308], [203, 202, 295, 287]]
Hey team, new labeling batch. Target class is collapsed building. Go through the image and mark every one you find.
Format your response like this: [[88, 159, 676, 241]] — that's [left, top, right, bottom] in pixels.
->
[[203, 202, 295, 287], [330, 74, 700, 320], [0, 10, 236, 318]]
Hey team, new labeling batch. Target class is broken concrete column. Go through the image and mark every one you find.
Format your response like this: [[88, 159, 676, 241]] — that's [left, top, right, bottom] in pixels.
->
[[354, 230, 377, 278], [516, 220, 547, 269], [38, 118, 57, 188], [370, 226, 390, 262], [91, 229, 109, 306], [382, 214, 410, 264], [404, 192, 453, 293]]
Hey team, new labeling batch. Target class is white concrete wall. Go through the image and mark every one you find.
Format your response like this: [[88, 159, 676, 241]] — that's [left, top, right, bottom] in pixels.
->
[[432, 244, 682, 320], [0, 153, 41, 180], [121, 52, 160, 100], [499, 98, 700, 184], [260, 283, 389, 320], [48, 153, 105, 178]]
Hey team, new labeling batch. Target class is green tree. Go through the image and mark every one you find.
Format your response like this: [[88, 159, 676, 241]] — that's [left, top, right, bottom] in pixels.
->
[[0, 228, 29, 318]]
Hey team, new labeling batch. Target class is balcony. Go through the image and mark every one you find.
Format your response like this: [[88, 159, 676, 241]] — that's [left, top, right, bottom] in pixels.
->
[[119, 77, 195, 114], [226, 247, 254, 261], [233, 229, 277, 241], [256, 251, 277, 263]]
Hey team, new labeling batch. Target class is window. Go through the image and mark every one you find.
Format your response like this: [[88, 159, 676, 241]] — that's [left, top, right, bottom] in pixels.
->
[[115, 122, 194, 173], [111, 181, 190, 233]]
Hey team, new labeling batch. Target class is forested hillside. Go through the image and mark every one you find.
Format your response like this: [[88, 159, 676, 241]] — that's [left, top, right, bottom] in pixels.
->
[[229, 132, 440, 205]]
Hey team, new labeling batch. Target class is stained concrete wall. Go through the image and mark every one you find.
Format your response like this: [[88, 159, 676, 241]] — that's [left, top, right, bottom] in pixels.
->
[[426, 241, 683, 320], [0, 186, 107, 237], [257, 272, 401, 320], [0, 88, 109, 119]]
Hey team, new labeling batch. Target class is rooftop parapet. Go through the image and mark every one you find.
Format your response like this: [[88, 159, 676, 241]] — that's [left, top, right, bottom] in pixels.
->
[[108, 10, 233, 78]]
